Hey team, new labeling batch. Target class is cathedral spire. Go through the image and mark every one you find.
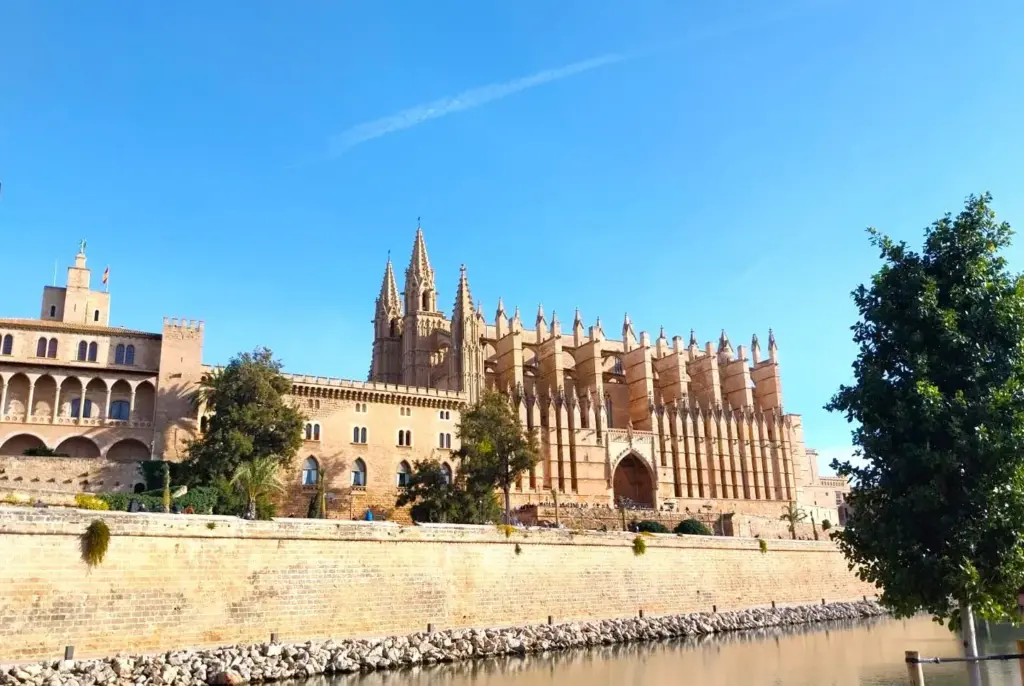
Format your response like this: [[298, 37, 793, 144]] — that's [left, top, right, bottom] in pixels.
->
[[535, 304, 548, 342], [768, 328, 778, 363], [751, 333, 762, 364], [511, 305, 523, 333], [453, 264, 473, 317], [718, 329, 733, 355], [550, 310, 561, 338], [404, 223, 436, 313], [375, 255, 401, 318], [622, 312, 637, 351], [573, 308, 585, 347], [495, 298, 509, 337]]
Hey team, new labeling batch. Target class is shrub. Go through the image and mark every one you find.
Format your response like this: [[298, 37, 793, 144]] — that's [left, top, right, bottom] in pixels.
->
[[81, 519, 110, 567], [634, 520, 670, 534], [98, 486, 221, 514], [75, 493, 109, 511], [0, 494, 29, 506], [674, 518, 713, 536], [22, 447, 69, 457], [759, 538, 768, 554], [496, 524, 516, 539], [632, 535, 647, 556], [821, 519, 832, 531]]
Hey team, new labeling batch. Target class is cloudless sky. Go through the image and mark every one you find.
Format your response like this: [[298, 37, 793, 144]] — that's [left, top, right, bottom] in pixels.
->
[[2, 0, 1024, 474]]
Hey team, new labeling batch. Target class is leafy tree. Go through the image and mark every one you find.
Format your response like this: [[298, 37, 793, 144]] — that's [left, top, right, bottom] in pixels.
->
[[185, 348, 305, 484], [396, 459, 501, 524], [780, 503, 807, 540], [821, 519, 832, 531], [161, 461, 171, 513], [230, 455, 284, 520], [307, 469, 326, 519], [674, 518, 713, 536], [827, 194, 1024, 681], [457, 391, 540, 523]]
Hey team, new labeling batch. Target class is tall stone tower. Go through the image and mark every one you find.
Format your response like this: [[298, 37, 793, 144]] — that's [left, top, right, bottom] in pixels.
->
[[40, 242, 111, 326], [368, 256, 403, 384], [401, 225, 445, 387], [451, 265, 484, 403]]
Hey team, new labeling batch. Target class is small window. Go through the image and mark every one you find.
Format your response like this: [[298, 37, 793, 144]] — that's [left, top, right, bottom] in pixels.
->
[[353, 426, 367, 444], [308, 399, 314, 408], [93, 310, 100, 322], [605, 396, 614, 429], [613, 358, 624, 375], [351, 458, 367, 487], [313, 424, 320, 441], [355, 402, 368, 413], [441, 463, 453, 484], [397, 461, 411, 487], [36, 338, 47, 357], [361, 427, 367, 443], [125, 345, 135, 365], [47, 338, 58, 358], [444, 433, 451, 449], [438, 432, 445, 448], [71, 398, 93, 418], [109, 400, 130, 420], [49, 305, 57, 318], [1, 334, 12, 356], [399, 431, 407, 447], [115, 344, 126, 364], [77, 341, 88, 361], [306, 424, 313, 440], [302, 457, 319, 486], [315, 399, 320, 409], [87, 341, 98, 362], [439, 410, 452, 420]]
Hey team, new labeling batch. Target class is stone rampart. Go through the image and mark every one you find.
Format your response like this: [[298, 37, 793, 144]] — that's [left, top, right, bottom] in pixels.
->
[[0, 508, 876, 662]]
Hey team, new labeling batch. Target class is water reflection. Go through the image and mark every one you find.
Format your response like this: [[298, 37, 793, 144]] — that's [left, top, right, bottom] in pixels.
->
[[285, 615, 1024, 686]]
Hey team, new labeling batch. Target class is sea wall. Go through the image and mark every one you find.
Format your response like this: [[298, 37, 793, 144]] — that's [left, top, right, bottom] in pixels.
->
[[0, 507, 876, 662]]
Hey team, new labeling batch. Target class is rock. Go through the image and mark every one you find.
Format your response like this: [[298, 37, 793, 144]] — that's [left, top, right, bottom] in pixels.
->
[[208, 671, 244, 686]]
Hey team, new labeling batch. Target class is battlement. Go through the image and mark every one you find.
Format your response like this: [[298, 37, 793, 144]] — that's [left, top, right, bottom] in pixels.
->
[[162, 317, 205, 332], [284, 372, 468, 400]]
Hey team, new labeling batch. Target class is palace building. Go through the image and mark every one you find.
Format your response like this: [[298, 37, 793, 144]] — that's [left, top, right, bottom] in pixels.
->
[[0, 232, 844, 525]]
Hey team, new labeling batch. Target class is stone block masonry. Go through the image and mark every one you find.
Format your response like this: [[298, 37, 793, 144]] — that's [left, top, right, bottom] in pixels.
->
[[0, 508, 876, 662]]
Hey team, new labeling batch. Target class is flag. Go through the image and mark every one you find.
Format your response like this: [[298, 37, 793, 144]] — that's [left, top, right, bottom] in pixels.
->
[[102, 267, 109, 285]]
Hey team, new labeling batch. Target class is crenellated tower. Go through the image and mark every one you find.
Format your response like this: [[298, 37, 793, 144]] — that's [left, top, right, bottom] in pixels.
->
[[369, 256, 403, 383], [450, 265, 484, 403]]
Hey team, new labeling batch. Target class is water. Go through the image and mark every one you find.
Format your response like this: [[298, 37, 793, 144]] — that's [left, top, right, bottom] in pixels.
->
[[286, 615, 1024, 686]]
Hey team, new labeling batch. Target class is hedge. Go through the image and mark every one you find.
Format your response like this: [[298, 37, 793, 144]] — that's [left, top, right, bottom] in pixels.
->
[[99, 486, 220, 514], [674, 518, 714, 536]]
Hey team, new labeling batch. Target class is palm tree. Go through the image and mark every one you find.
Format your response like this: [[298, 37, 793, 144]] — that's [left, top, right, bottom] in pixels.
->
[[780, 502, 807, 540], [231, 455, 284, 520]]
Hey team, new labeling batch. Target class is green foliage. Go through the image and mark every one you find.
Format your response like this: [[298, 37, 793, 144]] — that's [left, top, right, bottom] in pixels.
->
[[206, 522, 217, 530], [98, 486, 220, 513], [457, 391, 540, 520], [211, 476, 277, 520], [632, 535, 647, 556], [161, 462, 171, 513], [230, 454, 284, 520], [780, 503, 807, 540], [673, 518, 713, 536], [140, 461, 190, 491], [306, 468, 327, 519], [759, 538, 768, 554], [74, 493, 109, 511], [184, 348, 305, 484], [827, 193, 1024, 627], [633, 520, 670, 534], [821, 519, 832, 531], [81, 519, 110, 567], [22, 447, 69, 457], [396, 459, 501, 524]]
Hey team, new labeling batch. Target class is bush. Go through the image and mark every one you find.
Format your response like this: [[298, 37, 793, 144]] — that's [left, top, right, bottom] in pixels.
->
[[821, 519, 832, 531], [75, 493, 109, 511], [632, 535, 647, 556], [759, 538, 768, 554], [81, 519, 110, 567], [98, 486, 221, 514], [22, 447, 69, 457], [674, 518, 713, 536], [633, 520, 670, 534]]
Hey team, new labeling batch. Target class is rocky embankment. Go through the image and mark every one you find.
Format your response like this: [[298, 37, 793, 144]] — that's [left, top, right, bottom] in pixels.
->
[[1, 601, 885, 686]]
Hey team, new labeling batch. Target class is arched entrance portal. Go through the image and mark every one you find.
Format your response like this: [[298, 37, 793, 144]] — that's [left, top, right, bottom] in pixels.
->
[[613, 454, 654, 508]]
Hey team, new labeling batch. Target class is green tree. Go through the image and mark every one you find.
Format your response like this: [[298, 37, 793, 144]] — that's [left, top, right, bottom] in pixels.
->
[[161, 461, 171, 513], [674, 518, 713, 536], [185, 348, 305, 484], [396, 459, 501, 524], [230, 454, 284, 520], [827, 194, 1024, 683], [457, 391, 540, 523], [780, 503, 806, 540]]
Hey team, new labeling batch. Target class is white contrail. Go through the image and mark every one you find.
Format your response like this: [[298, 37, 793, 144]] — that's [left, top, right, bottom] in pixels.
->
[[328, 53, 627, 155]]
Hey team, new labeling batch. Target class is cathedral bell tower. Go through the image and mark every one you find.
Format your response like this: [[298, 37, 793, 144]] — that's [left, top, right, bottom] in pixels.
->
[[451, 264, 484, 403], [368, 255, 403, 383], [401, 223, 443, 387]]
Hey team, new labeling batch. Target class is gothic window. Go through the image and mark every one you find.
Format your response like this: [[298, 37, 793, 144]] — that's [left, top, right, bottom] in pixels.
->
[[444, 433, 452, 449], [36, 338, 47, 357], [306, 424, 313, 440], [422, 291, 430, 310], [441, 462, 453, 484], [87, 342, 98, 362], [77, 341, 88, 361], [125, 345, 135, 365], [115, 344, 126, 364], [389, 319, 397, 337], [49, 305, 57, 318], [438, 432, 444, 448], [351, 458, 366, 487], [302, 457, 319, 486], [613, 358, 624, 375], [71, 398, 93, 418], [47, 338, 58, 358], [109, 400, 130, 421], [606, 396, 614, 429], [1, 334, 13, 355], [353, 426, 367, 444], [439, 410, 451, 420], [313, 424, 321, 441], [396, 461, 411, 488]]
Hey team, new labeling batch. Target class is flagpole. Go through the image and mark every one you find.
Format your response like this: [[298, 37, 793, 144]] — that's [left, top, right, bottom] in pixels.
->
[[52, 259, 57, 287]]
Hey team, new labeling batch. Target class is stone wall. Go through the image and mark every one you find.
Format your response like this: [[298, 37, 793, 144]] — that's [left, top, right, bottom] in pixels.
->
[[0, 455, 142, 495], [0, 508, 876, 663]]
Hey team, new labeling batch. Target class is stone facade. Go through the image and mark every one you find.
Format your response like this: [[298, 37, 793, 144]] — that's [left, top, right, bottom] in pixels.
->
[[0, 508, 876, 662], [0, 235, 847, 521]]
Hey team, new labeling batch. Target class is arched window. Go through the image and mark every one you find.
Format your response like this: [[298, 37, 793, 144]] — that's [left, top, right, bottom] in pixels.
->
[[125, 345, 135, 365], [109, 400, 130, 420], [87, 342, 98, 362], [389, 319, 397, 337], [605, 396, 614, 429], [422, 291, 430, 310], [77, 341, 88, 361], [49, 305, 57, 318], [302, 457, 319, 486], [47, 338, 57, 358], [444, 433, 451, 449], [36, 338, 47, 357], [397, 461, 411, 487], [1, 334, 13, 355], [404, 430, 412, 446], [93, 310, 100, 322], [613, 358, 624, 375], [115, 344, 126, 364], [399, 430, 407, 447], [438, 432, 445, 448], [351, 458, 366, 487], [71, 398, 93, 418], [361, 427, 367, 444], [313, 424, 320, 441], [306, 424, 313, 440], [441, 463, 453, 484]]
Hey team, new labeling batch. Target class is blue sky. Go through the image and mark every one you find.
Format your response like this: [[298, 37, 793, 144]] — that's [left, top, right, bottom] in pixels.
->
[[2, 0, 1023, 474]]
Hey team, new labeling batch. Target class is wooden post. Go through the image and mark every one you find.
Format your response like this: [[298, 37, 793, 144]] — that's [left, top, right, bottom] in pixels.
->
[[1017, 639, 1024, 684], [905, 650, 925, 686]]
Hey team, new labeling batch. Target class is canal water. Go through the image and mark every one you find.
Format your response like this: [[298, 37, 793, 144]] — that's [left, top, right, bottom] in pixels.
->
[[286, 615, 1024, 686]]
